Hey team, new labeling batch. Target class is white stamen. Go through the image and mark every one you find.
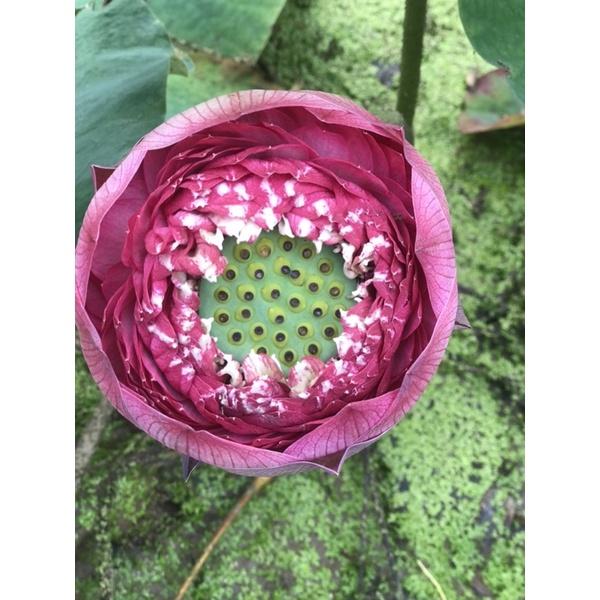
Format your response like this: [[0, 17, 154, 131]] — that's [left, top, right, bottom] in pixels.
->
[[200, 317, 214, 334], [159, 254, 174, 271], [257, 206, 278, 229], [147, 323, 177, 348], [233, 183, 250, 201], [313, 199, 329, 216], [284, 180, 296, 197], [289, 359, 321, 395], [228, 204, 247, 218], [260, 179, 281, 207], [216, 182, 231, 196], [151, 291, 164, 308], [278, 217, 294, 238], [199, 228, 224, 249], [190, 249, 219, 282], [181, 213, 203, 229]]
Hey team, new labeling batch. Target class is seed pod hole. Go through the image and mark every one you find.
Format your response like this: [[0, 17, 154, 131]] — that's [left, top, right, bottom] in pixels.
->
[[215, 288, 229, 303], [296, 323, 314, 338], [274, 331, 287, 347], [251, 323, 267, 340], [260, 283, 280, 302], [215, 310, 230, 324], [323, 325, 337, 339], [288, 267, 306, 286], [311, 300, 328, 318], [229, 330, 244, 344], [307, 343, 320, 356], [236, 307, 252, 321], [237, 284, 256, 302], [234, 244, 252, 262], [256, 240, 273, 257], [306, 275, 324, 295], [288, 295, 305, 312], [267, 307, 285, 324], [318, 259, 333, 274], [248, 262, 266, 281]]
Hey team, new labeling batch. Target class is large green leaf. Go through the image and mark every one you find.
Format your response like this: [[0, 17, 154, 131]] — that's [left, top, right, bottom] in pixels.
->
[[458, 0, 524, 103], [147, 0, 287, 63], [75, 0, 172, 233]]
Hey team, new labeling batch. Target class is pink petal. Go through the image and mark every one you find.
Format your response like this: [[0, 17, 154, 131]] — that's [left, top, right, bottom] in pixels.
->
[[241, 352, 284, 384]]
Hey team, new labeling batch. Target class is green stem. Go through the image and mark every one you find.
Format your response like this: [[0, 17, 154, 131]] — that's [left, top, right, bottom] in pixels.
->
[[397, 0, 427, 144]]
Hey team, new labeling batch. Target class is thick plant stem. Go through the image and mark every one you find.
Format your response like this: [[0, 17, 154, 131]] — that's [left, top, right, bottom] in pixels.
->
[[397, 0, 427, 144], [174, 477, 272, 599]]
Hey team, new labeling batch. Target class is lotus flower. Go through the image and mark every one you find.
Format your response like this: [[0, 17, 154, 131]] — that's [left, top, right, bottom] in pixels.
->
[[76, 90, 458, 476]]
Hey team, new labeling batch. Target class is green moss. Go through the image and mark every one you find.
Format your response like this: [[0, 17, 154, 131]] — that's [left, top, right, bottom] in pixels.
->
[[188, 463, 399, 599], [376, 370, 524, 599], [76, 0, 524, 597], [75, 349, 102, 441], [261, 0, 406, 113]]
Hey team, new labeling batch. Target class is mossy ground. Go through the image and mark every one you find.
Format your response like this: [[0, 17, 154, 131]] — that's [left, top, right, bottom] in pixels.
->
[[76, 0, 524, 597], [75, 349, 102, 443]]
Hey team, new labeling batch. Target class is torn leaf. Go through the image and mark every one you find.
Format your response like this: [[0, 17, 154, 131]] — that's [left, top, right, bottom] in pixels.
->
[[458, 69, 524, 134]]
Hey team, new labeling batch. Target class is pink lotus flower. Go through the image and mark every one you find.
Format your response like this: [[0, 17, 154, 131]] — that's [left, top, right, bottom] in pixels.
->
[[76, 90, 458, 476]]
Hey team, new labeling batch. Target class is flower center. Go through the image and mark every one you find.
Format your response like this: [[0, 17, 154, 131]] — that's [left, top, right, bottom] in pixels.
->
[[198, 231, 357, 370]]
